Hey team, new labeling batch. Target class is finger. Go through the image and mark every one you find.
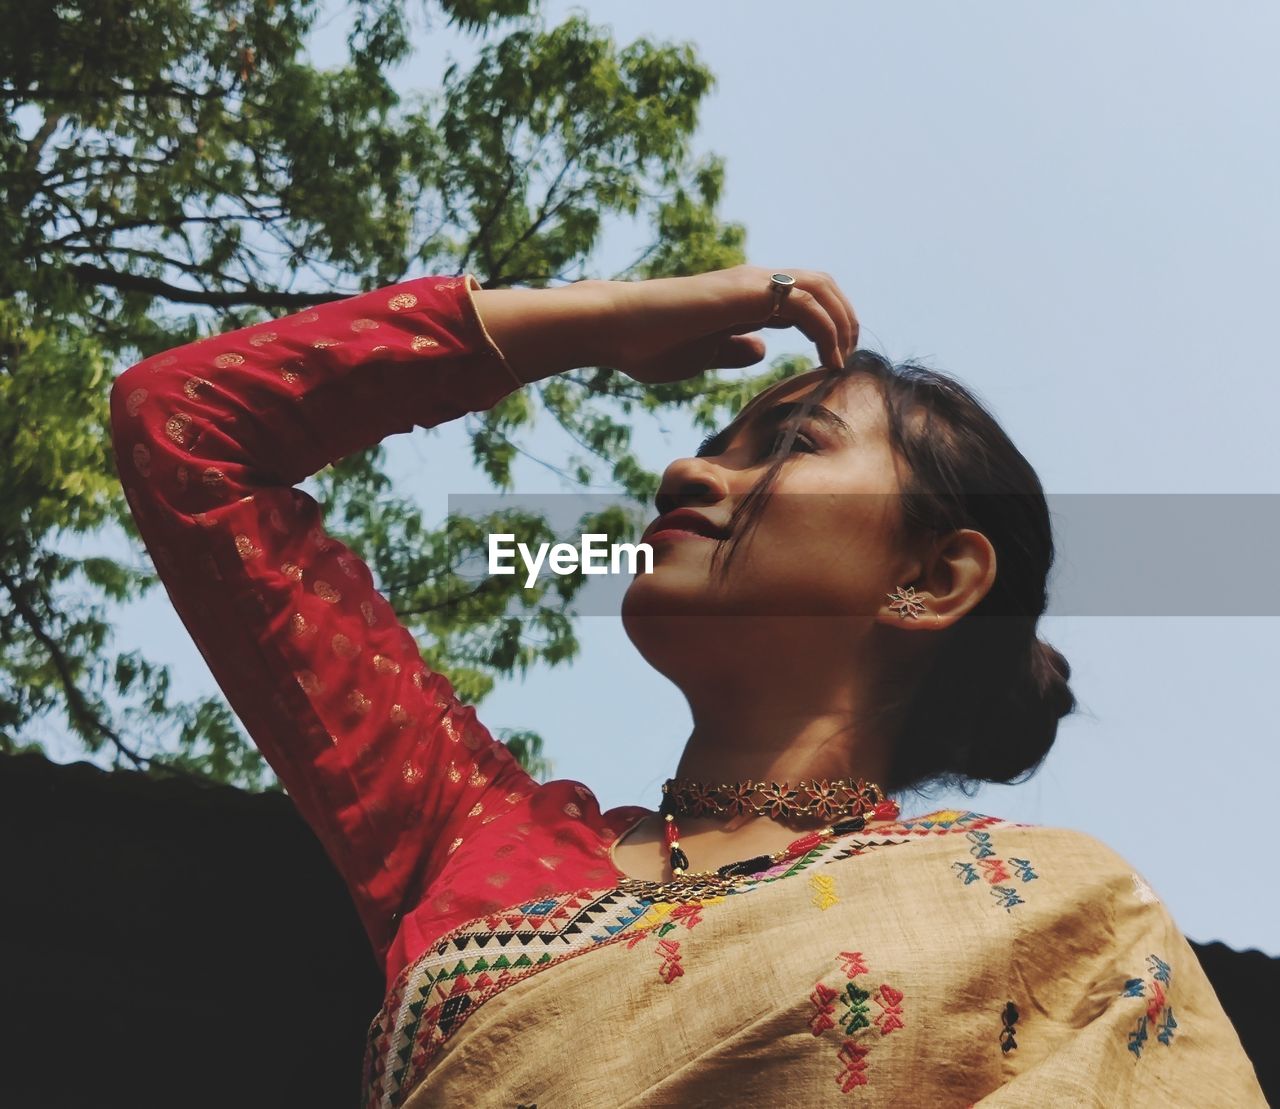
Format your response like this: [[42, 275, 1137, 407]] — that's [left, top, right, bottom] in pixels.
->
[[771, 286, 844, 371], [811, 271, 859, 356], [711, 334, 767, 369], [797, 273, 852, 361], [800, 271, 857, 360], [765, 269, 855, 364], [630, 331, 766, 383], [830, 280, 860, 352]]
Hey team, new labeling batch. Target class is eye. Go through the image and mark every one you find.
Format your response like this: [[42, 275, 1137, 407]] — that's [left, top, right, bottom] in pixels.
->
[[765, 426, 818, 457], [695, 422, 818, 460]]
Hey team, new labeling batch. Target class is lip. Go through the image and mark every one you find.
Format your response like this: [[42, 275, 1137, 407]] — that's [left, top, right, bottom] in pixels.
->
[[644, 527, 712, 545], [641, 508, 730, 545]]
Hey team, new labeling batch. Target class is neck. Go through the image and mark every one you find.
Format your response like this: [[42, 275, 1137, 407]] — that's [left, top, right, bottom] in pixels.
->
[[632, 616, 921, 832], [669, 684, 895, 835]]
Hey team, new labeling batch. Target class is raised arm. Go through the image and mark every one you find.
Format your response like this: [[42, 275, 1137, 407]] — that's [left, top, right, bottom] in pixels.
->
[[109, 275, 563, 968], [108, 265, 857, 970]]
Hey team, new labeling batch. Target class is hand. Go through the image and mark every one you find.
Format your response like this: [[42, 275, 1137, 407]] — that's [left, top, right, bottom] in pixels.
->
[[601, 265, 859, 385]]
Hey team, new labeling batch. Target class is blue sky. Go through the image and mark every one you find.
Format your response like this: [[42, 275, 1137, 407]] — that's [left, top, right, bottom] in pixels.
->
[[87, 1, 1279, 953]]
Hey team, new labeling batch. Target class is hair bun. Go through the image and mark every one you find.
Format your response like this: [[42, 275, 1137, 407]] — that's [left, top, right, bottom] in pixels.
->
[[833, 352, 1076, 797], [958, 637, 1076, 785]]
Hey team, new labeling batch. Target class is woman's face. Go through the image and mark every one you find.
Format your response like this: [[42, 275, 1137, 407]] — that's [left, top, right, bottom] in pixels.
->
[[622, 370, 922, 673]]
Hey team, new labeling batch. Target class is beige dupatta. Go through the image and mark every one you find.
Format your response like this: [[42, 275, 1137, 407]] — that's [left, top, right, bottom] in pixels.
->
[[365, 810, 1265, 1107]]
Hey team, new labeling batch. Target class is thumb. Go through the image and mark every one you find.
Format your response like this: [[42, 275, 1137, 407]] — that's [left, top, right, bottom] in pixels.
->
[[622, 333, 766, 384], [709, 333, 767, 369]]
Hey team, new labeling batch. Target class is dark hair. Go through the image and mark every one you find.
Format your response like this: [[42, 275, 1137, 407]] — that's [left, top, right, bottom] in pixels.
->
[[707, 350, 1076, 798]]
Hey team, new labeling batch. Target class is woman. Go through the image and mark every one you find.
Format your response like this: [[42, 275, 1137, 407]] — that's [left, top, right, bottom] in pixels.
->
[[109, 266, 1265, 1106]]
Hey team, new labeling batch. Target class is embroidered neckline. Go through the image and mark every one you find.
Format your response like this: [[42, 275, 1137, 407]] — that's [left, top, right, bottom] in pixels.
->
[[606, 807, 991, 902], [368, 808, 1028, 1107]]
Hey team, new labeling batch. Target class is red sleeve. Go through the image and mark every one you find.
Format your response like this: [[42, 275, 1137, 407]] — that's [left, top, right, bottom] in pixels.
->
[[109, 275, 539, 968]]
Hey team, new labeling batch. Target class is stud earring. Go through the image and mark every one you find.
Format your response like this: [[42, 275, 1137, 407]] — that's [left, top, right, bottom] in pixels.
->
[[886, 584, 928, 620]]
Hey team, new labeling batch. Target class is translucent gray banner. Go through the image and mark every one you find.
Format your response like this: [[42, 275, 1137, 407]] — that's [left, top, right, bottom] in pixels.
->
[[444, 493, 1280, 616]]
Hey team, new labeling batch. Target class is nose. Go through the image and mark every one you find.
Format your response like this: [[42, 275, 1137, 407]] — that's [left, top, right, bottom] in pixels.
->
[[654, 454, 731, 517]]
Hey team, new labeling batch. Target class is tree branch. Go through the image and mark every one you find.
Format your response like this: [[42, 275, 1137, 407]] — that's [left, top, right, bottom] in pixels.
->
[[0, 570, 147, 770], [69, 263, 343, 309], [393, 578, 498, 618]]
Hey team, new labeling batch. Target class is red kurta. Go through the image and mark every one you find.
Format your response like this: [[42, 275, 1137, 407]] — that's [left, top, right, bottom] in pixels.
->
[[108, 275, 650, 988]]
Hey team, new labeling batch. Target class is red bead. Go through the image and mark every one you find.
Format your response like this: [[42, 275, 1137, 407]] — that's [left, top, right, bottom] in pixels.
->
[[872, 800, 900, 821], [785, 831, 826, 858], [664, 819, 681, 848]]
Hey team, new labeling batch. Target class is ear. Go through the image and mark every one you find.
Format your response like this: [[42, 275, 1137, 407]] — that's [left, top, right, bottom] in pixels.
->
[[877, 528, 997, 631]]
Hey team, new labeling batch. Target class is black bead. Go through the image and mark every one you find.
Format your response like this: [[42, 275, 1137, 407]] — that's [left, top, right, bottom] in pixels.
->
[[832, 815, 866, 835], [717, 854, 774, 879], [670, 846, 689, 871]]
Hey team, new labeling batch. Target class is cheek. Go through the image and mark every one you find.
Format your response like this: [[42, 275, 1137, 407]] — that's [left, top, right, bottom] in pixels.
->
[[748, 493, 899, 596], [771, 484, 896, 553]]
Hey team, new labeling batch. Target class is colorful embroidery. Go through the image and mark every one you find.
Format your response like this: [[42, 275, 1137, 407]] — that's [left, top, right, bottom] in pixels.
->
[[621, 897, 716, 984], [991, 885, 1025, 911], [656, 938, 685, 984], [809, 950, 906, 1094], [967, 830, 996, 859], [364, 811, 1008, 1108], [1009, 857, 1038, 881], [838, 951, 868, 978], [952, 829, 1037, 911], [893, 810, 1002, 834], [873, 984, 905, 1035], [979, 857, 1011, 883], [835, 1040, 871, 1092], [1127, 1014, 1149, 1058], [839, 982, 872, 1034], [624, 927, 652, 951], [810, 982, 840, 1036], [1122, 951, 1177, 1059], [1000, 1001, 1019, 1053], [631, 897, 716, 936], [810, 873, 840, 910], [1146, 980, 1167, 1024]]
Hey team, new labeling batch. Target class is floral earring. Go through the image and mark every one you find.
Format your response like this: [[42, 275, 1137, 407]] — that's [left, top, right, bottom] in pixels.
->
[[886, 584, 929, 620]]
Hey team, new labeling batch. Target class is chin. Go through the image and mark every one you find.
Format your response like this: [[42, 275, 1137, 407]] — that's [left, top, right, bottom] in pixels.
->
[[621, 571, 727, 676], [622, 574, 793, 677]]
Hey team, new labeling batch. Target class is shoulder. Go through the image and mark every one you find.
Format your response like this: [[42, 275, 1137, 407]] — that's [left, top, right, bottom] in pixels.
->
[[520, 778, 654, 835], [977, 818, 1149, 887], [898, 809, 1163, 912], [903, 809, 1140, 868]]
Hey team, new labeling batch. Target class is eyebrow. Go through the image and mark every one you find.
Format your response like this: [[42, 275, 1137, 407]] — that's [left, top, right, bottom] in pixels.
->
[[696, 400, 854, 456]]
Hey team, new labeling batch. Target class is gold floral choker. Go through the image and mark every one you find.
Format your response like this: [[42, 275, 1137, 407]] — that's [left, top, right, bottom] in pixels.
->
[[631, 776, 901, 900]]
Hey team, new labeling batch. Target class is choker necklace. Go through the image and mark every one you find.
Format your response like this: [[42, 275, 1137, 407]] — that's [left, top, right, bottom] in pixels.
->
[[615, 776, 900, 903]]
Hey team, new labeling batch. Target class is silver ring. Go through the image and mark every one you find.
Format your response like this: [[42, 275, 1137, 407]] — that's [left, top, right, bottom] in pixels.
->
[[768, 272, 796, 319]]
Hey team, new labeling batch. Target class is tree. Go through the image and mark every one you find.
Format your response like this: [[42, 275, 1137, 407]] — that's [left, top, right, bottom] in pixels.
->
[[0, 0, 790, 789]]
